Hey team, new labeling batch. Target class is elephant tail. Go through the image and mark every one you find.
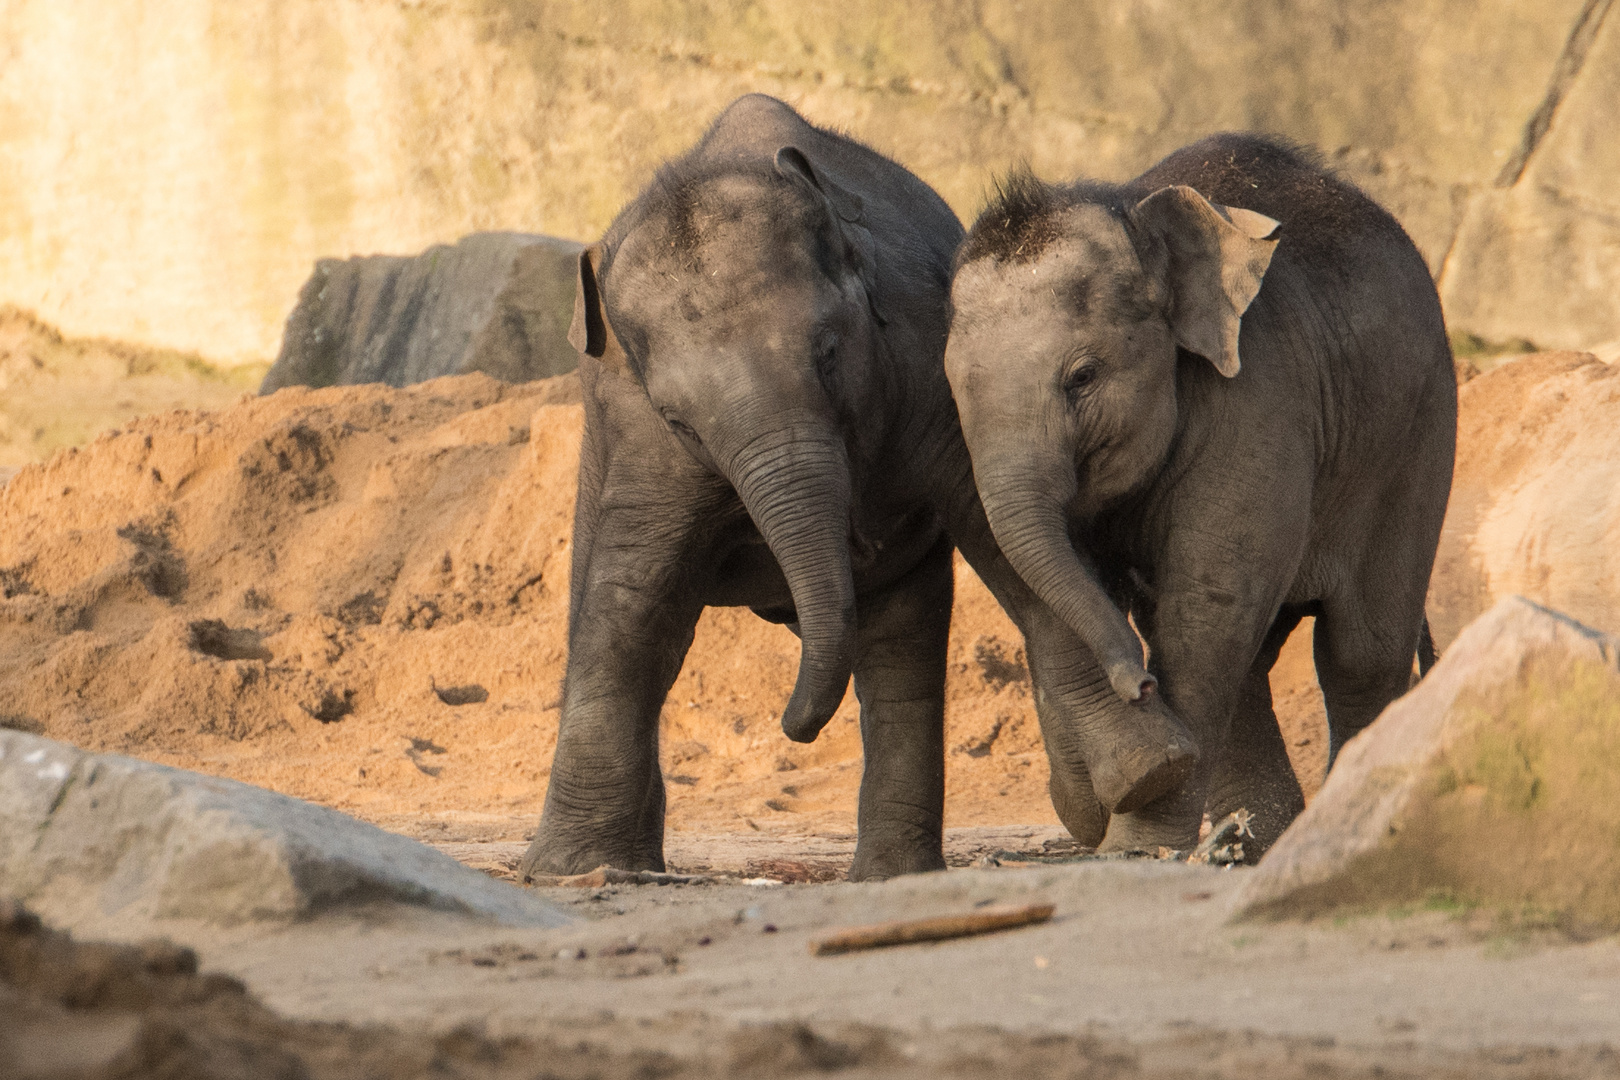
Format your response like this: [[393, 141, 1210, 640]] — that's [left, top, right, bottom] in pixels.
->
[[1416, 617, 1438, 678]]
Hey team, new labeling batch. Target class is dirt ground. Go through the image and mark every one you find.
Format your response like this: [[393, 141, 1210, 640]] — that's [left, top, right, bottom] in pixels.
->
[[8, 856, 1620, 1079]]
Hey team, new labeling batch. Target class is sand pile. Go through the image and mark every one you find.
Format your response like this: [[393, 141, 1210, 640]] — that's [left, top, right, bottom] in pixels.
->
[[0, 898, 722, 1079], [0, 372, 1110, 842], [0, 307, 263, 471], [1430, 350, 1620, 649]]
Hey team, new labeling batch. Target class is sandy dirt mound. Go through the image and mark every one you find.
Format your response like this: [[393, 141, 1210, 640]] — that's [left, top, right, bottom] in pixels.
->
[[0, 372, 1146, 844], [0, 897, 847, 1080], [1430, 350, 1620, 649], [0, 307, 264, 472]]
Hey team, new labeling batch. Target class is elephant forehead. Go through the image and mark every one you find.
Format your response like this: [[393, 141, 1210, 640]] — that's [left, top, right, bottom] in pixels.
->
[[613, 231, 823, 332], [618, 174, 811, 266], [953, 209, 1154, 327]]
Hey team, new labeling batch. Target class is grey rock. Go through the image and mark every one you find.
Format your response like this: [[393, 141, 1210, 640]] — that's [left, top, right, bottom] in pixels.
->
[[1237, 597, 1620, 926], [261, 232, 582, 394], [0, 731, 575, 929]]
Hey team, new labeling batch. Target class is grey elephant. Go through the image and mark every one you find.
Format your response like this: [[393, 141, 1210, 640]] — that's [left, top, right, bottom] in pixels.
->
[[945, 134, 1456, 856], [520, 95, 1196, 882]]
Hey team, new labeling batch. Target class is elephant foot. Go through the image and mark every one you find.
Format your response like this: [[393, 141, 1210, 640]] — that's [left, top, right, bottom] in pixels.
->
[[1096, 813, 1201, 855], [1049, 774, 1108, 849], [1087, 710, 1200, 815], [847, 839, 946, 882], [1204, 788, 1302, 863], [1096, 783, 1203, 854], [517, 827, 665, 882]]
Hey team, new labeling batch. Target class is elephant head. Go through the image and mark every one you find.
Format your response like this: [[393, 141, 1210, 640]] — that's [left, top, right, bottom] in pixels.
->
[[945, 173, 1279, 704], [570, 146, 887, 744]]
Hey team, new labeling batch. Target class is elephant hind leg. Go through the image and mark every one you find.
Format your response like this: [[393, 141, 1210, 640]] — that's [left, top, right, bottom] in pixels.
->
[[1314, 591, 1427, 768], [847, 532, 954, 882], [1315, 371, 1452, 765], [1205, 608, 1308, 860]]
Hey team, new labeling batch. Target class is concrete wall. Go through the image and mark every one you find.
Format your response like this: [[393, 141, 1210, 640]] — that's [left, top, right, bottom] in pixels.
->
[[2, 0, 1617, 364]]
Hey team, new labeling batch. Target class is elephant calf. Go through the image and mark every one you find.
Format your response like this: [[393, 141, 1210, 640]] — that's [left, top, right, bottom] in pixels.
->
[[520, 94, 978, 882], [945, 134, 1457, 856]]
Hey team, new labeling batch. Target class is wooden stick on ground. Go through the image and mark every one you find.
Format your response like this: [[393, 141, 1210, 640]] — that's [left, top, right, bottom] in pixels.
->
[[810, 902, 1055, 956]]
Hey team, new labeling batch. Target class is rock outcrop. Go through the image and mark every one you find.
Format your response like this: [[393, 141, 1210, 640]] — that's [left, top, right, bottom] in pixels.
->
[[260, 233, 581, 393], [1238, 597, 1620, 930], [0, 730, 576, 930]]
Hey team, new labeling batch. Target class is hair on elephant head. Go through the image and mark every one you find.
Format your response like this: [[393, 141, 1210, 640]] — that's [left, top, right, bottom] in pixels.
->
[[944, 168, 1279, 704], [568, 143, 892, 743]]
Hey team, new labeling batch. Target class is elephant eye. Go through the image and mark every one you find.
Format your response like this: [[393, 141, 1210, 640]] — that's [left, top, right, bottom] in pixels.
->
[[813, 334, 839, 383], [659, 407, 700, 445], [806, 335, 842, 395], [1063, 360, 1102, 402]]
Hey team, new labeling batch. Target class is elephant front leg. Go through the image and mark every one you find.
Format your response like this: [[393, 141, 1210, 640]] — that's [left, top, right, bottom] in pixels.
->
[[520, 527, 704, 879], [1202, 610, 1308, 859], [847, 533, 954, 881], [1023, 640, 1111, 849], [1101, 579, 1294, 855]]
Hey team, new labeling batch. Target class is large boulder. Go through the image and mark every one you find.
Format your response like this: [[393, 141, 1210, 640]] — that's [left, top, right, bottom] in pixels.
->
[[1428, 351, 1620, 650], [1238, 597, 1620, 929], [0, 730, 575, 930], [260, 232, 582, 393]]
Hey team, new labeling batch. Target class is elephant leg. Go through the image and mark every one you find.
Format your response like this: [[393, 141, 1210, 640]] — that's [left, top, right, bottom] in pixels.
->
[[1314, 505, 1446, 768], [1204, 608, 1308, 858], [520, 504, 706, 879], [1095, 612, 1252, 853], [1023, 620, 1113, 848], [954, 554, 1196, 822], [1093, 454, 1313, 852], [1314, 592, 1426, 767], [1100, 557, 1305, 854], [1316, 366, 1452, 766], [847, 533, 954, 881], [959, 529, 1168, 847]]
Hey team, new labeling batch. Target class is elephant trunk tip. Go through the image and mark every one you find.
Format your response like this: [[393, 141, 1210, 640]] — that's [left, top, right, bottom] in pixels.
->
[[1107, 662, 1158, 705]]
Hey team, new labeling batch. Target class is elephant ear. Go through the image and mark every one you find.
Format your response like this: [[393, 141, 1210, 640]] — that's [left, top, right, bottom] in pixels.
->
[[1128, 185, 1280, 378], [774, 146, 887, 325], [568, 244, 630, 372]]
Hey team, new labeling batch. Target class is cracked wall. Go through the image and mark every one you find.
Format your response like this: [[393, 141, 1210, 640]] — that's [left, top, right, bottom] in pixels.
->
[[1, 0, 1617, 362]]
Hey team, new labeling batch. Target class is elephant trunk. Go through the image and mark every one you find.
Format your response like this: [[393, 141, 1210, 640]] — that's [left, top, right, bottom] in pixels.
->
[[975, 451, 1157, 706], [721, 424, 857, 743]]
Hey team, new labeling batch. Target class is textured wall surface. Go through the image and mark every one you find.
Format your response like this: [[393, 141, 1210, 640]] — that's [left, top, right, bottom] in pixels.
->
[[1, 0, 1617, 364]]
